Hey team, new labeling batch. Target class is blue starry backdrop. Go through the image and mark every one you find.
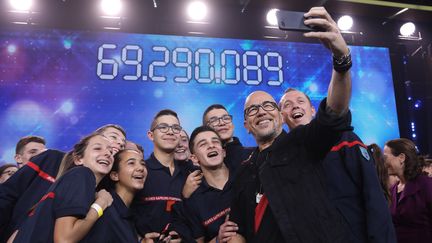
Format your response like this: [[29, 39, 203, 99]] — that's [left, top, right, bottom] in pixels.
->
[[0, 28, 399, 163]]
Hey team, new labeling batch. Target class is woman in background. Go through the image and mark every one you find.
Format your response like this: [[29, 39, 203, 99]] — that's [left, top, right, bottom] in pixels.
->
[[0, 164, 18, 184], [368, 144, 391, 203], [383, 138, 432, 243], [10, 133, 114, 243]]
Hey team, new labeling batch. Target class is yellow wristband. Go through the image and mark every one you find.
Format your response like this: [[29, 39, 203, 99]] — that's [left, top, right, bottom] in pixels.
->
[[91, 203, 103, 218]]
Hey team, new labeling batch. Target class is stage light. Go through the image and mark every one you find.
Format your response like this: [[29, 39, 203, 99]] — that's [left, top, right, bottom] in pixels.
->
[[400, 22, 415, 36], [7, 44, 17, 54], [9, 0, 32, 11], [187, 1, 207, 21], [266, 9, 279, 26], [337, 15, 353, 31], [309, 82, 318, 93], [101, 0, 122, 16], [60, 100, 74, 114], [63, 39, 72, 49]]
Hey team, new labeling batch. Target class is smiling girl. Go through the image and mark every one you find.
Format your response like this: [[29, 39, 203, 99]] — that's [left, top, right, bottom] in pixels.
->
[[10, 133, 114, 243], [82, 149, 147, 242]]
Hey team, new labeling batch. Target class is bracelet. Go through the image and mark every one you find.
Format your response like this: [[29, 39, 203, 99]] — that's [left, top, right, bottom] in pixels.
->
[[332, 49, 352, 73], [91, 203, 103, 218]]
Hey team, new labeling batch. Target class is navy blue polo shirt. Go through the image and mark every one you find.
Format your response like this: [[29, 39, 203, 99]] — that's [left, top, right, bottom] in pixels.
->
[[0, 149, 65, 241], [13, 166, 96, 243], [81, 190, 138, 243], [132, 153, 190, 236], [183, 171, 234, 241]]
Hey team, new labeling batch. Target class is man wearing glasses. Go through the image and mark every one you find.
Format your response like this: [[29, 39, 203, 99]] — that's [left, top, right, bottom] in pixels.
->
[[132, 109, 188, 243], [203, 104, 253, 175], [227, 7, 366, 243]]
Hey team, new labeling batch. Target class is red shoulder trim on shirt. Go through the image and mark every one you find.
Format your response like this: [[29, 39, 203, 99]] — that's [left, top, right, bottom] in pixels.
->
[[331, 140, 366, 152], [28, 192, 55, 216], [26, 161, 56, 183]]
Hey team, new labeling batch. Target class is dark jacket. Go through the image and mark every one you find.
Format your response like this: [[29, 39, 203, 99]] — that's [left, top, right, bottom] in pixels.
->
[[231, 99, 353, 242], [223, 137, 254, 176], [390, 175, 432, 243], [324, 131, 396, 243]]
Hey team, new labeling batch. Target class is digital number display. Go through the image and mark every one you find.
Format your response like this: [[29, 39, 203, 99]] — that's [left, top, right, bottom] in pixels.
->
[[96, 44, 284, 86]]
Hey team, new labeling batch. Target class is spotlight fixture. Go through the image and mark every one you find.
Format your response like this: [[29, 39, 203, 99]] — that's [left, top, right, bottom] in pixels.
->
[[266, 9, 279, 26], [9, 0, 32, 11], [400, 22, 415, 36], [414, 100, 422, 109], [337, 15, 353, 31], [187, 1, 208, 21], [101, 0, 122, 16]]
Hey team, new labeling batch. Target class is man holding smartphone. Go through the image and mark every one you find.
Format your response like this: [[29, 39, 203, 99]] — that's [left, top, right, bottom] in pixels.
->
[[278, 87, 396, 243], [227, 7, 370, 243]]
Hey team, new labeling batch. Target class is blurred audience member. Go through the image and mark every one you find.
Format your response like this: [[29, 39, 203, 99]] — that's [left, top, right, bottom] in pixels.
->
[[368, 144, 391, 203], [388, 175, 400, 188], [383, 138, 432, 243], [14, 136, 46, 168], [423, 158, 432, 177], [174, 130, 192, 162], [0, 164, 18, 184], [125, 141, 144, 156]]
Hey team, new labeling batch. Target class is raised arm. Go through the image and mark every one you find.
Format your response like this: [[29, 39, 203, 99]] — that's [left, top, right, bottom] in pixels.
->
[[304, 7, 352, 115], [53, 189, 113, 243]]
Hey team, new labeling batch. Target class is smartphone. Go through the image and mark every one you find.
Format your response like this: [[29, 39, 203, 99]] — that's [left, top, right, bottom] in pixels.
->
[[276, 10, 321, 32]]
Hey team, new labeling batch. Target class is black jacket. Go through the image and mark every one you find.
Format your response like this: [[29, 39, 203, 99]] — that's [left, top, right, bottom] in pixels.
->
[[231, 99, 353, 242]]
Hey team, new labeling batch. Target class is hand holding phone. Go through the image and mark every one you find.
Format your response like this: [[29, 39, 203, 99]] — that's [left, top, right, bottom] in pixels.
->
[[276, 10, 323, 32]]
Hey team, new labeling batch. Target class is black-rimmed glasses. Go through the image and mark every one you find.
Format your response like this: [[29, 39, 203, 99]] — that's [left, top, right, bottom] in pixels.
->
[[244, 101, 279, 117], [207, 115, 233, 127], [152, 123, 183, 134]]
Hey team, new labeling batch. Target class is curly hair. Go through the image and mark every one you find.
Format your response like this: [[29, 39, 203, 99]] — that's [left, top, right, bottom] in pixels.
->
[[385, 138, 428, 181]]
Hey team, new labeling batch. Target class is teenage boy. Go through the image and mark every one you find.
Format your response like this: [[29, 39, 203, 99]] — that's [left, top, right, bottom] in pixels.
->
[[133, 109, 189, 242], [180, 126, 238, 243]]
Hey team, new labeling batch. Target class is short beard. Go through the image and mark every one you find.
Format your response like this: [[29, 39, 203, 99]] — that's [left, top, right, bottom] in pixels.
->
[[255, 128, 279, 145]]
